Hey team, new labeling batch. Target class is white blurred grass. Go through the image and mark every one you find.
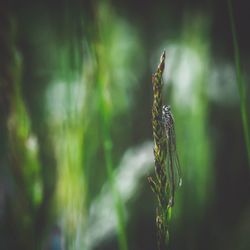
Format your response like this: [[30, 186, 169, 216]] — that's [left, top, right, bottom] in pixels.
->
[[84, 141, 154, 249]]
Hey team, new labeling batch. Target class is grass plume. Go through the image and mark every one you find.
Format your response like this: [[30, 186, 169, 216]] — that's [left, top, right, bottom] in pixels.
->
[[148, 51, 182, 249]]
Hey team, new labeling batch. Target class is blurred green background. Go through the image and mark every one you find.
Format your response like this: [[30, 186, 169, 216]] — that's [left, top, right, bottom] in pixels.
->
[[1, 0, 250, 249]]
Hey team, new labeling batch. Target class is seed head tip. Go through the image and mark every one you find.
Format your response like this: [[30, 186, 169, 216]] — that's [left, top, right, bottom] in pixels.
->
[[161, 50, 166, 62]]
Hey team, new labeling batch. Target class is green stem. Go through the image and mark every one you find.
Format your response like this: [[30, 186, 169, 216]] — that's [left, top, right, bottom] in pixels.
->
[[103, 134, 128, 250], [227, 0, 250, 166], [97, 71, 128, 250]]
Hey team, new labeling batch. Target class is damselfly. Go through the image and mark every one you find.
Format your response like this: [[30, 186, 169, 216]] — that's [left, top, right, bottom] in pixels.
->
[[162, 105, 182, 207]]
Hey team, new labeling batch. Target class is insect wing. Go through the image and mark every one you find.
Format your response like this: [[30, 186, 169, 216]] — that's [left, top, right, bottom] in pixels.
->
[[168, 126, 182, 189]]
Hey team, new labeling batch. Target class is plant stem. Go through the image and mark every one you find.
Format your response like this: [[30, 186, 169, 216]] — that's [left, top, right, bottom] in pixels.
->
[[149, 51, 170, 249], [227, 0, 250, 166]]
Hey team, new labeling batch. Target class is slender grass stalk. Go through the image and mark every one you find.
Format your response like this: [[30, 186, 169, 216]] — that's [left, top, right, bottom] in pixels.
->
[[96, 55, 128, 250], [227, 0, 250, 166], [103, 131, 128, 250], [148, 51, 181, 249], [150, 51, 169, 249]]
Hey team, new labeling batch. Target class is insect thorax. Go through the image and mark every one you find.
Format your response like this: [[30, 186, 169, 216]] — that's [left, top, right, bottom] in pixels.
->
[[162, 105, 174, 128]]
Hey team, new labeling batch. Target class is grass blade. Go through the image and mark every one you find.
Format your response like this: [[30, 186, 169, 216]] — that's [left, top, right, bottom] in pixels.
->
[[227, 0, 250, 166]]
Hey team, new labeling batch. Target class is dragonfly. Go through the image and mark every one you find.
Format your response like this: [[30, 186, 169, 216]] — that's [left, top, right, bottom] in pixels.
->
[[162, 105, 182, 207]]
